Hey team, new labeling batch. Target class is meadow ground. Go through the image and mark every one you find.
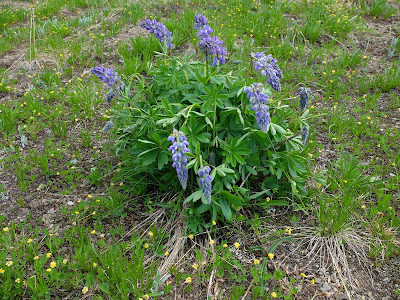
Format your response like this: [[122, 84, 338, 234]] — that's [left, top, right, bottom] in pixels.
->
[[0, 0, 400, 299]]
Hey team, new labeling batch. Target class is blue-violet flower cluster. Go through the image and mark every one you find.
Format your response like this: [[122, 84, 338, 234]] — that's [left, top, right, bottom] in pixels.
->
[[140, 19, 173, 49], [250, 52, 283, 92], [245, 83, 271, 132], [194, 14, 226, 66], [198, 166, 212, 204], [167, 130, 190, 190], [299, 87, 311, 112], [91, 66, 119, 89], [194, 14, 213, 39], [91, 66, 124, 104]]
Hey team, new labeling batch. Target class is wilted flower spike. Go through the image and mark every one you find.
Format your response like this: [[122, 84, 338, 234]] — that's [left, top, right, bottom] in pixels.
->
[[250, 52, 283, 91], [140, 19, 173, 49], [91, 66, 119, 89], [198, 166, 212, 204], [168, 130, 190, 189], [302, 126, 309, 145], [245, 83, 270, 132], [299, 87, 311, 112]]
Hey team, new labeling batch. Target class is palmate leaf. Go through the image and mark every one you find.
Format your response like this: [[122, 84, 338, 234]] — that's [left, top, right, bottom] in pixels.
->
[[222, 137, 252, 167]]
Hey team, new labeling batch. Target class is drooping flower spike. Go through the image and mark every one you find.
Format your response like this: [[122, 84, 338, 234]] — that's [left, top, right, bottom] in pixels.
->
[[168, 130, 190, 190], [198, 166, 212, 204], [140, 19, 174, 49]]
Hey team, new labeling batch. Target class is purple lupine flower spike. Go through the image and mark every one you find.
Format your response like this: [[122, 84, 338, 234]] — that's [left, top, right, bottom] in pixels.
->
[[194, 13, 226, 66], [194, 14, 208, 29], [168, 130, 190, 190], [198, 166, 212, 204], [250, 52, 283, 91], [91, 66, 119, 89], [198, 36, 227, 66], [194, 14, 213, 39], [299, 87, 311, 112], [245, 83, 271, 133], [140, 19, 174, 49]]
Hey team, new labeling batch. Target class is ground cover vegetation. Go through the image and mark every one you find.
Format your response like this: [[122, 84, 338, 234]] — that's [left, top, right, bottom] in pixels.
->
[[0, 0, 399, 298]]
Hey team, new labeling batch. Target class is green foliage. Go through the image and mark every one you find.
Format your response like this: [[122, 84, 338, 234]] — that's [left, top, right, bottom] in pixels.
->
[[106, 40, 311, 230], [314, 155, 382, 236]]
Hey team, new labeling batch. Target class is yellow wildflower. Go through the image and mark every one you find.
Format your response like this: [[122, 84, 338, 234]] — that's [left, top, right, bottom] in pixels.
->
[[185, 277, 192, 283], [46, 268, 52, 272], [268, 253, 274, 260], [3, 227, 9, 232], [253, 259, 260, 265], [0, 268, 5, 274], [6, 261, 13, 267], [271, 292, 277, 298], [234, 242, 240, 249], [46, 253, 52, 258], [50, 261, 56, 268], [15, 278, 21, 283], [34, 256, 39, 260], [192, 263, 199, 270], [82, 286, 89, 294], [209, 239, 215, 245]]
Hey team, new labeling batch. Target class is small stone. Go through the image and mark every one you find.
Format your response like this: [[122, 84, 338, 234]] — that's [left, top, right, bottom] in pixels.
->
[[321, 282, 332, 292], [67, 201, 74, 206], [383, 277, 390, 284]]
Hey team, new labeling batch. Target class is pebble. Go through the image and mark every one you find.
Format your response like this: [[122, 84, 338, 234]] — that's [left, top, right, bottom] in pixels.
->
[[383, 277, 390, 284], [67, 201, 74, 206], [321, 282, 332, 292]]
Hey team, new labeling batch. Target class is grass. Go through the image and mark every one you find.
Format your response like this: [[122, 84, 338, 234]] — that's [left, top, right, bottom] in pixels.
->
[[0, 0, 400, 298]]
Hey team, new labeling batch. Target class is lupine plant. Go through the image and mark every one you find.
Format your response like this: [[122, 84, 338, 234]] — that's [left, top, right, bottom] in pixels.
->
[[92, 15, 312, 232]]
